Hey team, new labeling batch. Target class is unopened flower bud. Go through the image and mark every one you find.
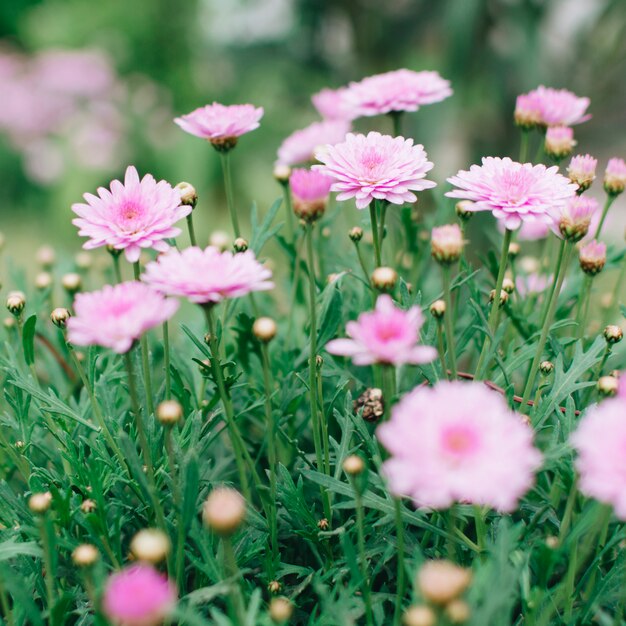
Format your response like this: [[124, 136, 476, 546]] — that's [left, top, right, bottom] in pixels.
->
[[62, 273, 82, 294], [545, 126, 576, 160], [514, 94, 541, 130], [489, 289, 508, 307], [349, 226, 363, 242], [545, 535, 559, 549], [371, 266, 397, 292], [402, 605, 436, 626], [291, 169, 331, 223], [604, 325, 623, 344], [209, 231, 230, 251], [35, 272, 52, 290], [268, 580, 281, 594], [269, 597, 293, 623], [579, 240, 606, 276], [431, 224, 464, 265], [604, 158, 626, 196], [317, 518, 329, 530], [202, 487, 246, 536], [14, 440, 25, 450], [598, 375, 618, 397], [72, 544, 99, 567], [446, 599, 471, 623], [539, 360, 554, 375], [559, 196, 598, 242], [455, 201, 474, 221], [50, 307, 70, 328], [273, 164, 291, 184], [233, 237, 248, 253], [354, 388, 384, 423], [6, 291, 25, 316], [130, 528, 171, 564], [502, 277, 515, 294], [36, 245, 55, 268], [567, 154, 597, 192], [28, 492, 52, 514], [508, 242, 521, 258], [343, 455, 365, 476], [417, 560, 472, 605], [156, 400, 183, 425], [176, 181, 198, 207], [75, 251, 92, 270], [80, 499, 96, 514], [253, 317, 277, 342], [430, 300, 446, 319]]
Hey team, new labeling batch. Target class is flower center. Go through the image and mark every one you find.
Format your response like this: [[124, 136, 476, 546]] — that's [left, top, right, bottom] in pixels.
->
[[441, 424, 479, 458], [359, 148, 386, 182]]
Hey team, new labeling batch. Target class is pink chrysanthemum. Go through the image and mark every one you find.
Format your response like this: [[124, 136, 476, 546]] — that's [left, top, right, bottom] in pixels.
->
[[567, 154, 597, 191], [377, 382, 542, 511], [552, 195, 599, 241], [311, 87, 356, 121], [313, 131, 435, 210], [571, 398, 626, 519], [174, 103, 263, 144], [277, 119, 350, 167], [345, 69, 452, 118], [521, 86, 591, 127], [72, 166, 190, 263], [67, 282, 178, 354], [514, 94, 542, 128], [544, 125, 576, 159], [326, 295, 436, 366], [579, 239, 606, 275], [102, 564, 177, 626], [290, 168, 333, 203], [142, 246, 274, 305], [604, 157, 626, 195], [446, 157, 577, 230]]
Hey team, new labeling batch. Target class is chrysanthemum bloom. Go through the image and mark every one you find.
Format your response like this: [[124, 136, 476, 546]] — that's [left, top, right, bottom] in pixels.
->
[[102, 564, 177, 626], [326, 294, 436, 366], [567, 154, 597, 192], [313, 132, 435, 210], [446, 157, 577, 230], [544, 126, 576, 160], [72, 166, 190, 263], [579, 240, 606, 275], [431, 224, 464, 264], [498, 218, 550, 241], [377, 381, 542, 511], [604, 157, 626, 196], [174, 103, 263, 151], [311, 87, 356, 121], [514, 94, 542, 129], [142, 246, 273, 305], [67, 282, 179, 353], [521, 86, 591, 127], [276, 119, 350, 167], [554, 196, 599, 242], [289, 168, 333, 223], [344, 69, 452, 118]]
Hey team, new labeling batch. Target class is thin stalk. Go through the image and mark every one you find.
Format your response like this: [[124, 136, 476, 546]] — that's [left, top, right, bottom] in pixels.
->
[[575, 275, 593, 339], [111, 253, 123, 283], [519, 129, 530, 162], [474, 505, 488, 556], [351, 477, 372, 626], [393, 499, 406, 626], [316, 371, 332, 478], [286, 235, 305, 349], [219, 151, 241, 238], [280, 181, 295, 243], [442, 265, 458, 379], [133, 262, 155, 416], [390, 110, 403, 137], [378, 201, 388, 265], [186, 213, 197, 246], [539, 238, 566, 328], [39, 516, 56, 625], [435, 319, 448, 380], [353, 241, 371, 285], [165, 427, 186, 591], [222, 537, 246, 624], [594, 195, 616, 239], [369, 203, 382, 267], [163, 321, 171, 399]]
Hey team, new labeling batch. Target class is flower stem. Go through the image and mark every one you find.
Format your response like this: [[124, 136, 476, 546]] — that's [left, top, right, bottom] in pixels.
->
[[222, 537, 246, 624], [220, 151, 241, 238], [519, 129, 530, 162], [163, 321, 171, 399], [186, 214, 197, 246], [442, 266, 458, 379], [594, 195, 615, 239], [390, 110, 403, 137], [351, 475, 372, 626], [369, 203, 382, 268], [575, 275, 593, 339], [393, 499, 406, 626], [280, 181, 295, 244], [435, 318, 448, 380], [111, 253, 123, 283], [378, 200, 388, 264], [39, 515, 56, 625], [133, 262, 155, 416]]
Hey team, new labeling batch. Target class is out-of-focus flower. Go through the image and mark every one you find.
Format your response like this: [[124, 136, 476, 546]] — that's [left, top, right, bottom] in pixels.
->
[[604, 158, 626, 196], [514, 94, 542, 129], [544, 126, 576, 160], [276, 119, 350, 166], [579, 240, 606, 275], [142, 246, 273, 305], [554, 196, 599, 242], [72, 166, 189, 263], [515, 273, 550, 298], [431, 224, 464, 264], [67, 282, 179, 353], [311, 87, 356, 121], [446, 157, 577, 230], [498, 218, 550, 241], [377, 381, 542, 511], [289, 168, 333, 222], [517, 86, 591, 127], [326, 295, 436, 366], [567, 154, 597, 192], [313, 131, 435, 210]]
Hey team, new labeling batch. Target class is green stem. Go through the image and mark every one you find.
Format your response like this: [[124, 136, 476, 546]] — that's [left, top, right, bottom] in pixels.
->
[[165, 427, 186, 591], [39, 516, 56, 625], [280, 181, 295, 244], [352, 478, 372, 626], [111, 253, 123, 283], [222, 537, 246, 624], [435, 319, 448, 380], [595, 195, 616, 239], [539, 238, 566, 328], [354, 241, 371, 285], [220, 151, 241, 238], [186, 213, 197, 247], [378, 201, 388, 265], [575, 275, 593, 339], [163, 321, 171, 400], [519, 129, 530, 162], [316, 370, 331, 478], [393, 499, 406, 626], [442, 266, 458, 379], [609, 253, 626, 319], [133, 262, 155, 416], [390, 110, 403, 137], [474, 505, 488, 556], [369, 203, 382, 268]]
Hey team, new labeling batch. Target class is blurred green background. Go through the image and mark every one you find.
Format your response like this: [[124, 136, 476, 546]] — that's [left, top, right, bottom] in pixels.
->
[[1, 0, 625, 266]]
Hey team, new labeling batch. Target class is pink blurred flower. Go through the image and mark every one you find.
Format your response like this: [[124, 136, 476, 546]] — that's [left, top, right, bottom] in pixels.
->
[[102, 563, 177, 626], [446, 157, 577, 230], [313, 131, 435, 210], [67, 282, 179, 353], [618, 375, 626, 399], [290, 168, 333, 203], [174, 103, 263, 145], [544, 125, 576, 159], [515, 273, 550, 298], [142, 246, 274, 305], [72, 166, 190, 263], [311, 87, 355, 121], [514, 94, 542, 129], [567, 154, 597, 191], [553, 195, 599, 241], [521, 86, 591, 127], [498, 218, 550, 241], [571, 398, 626, 519], [326, 295, 436, 366], [277, 119, 350, 166], [604, 158, 626, 195], [345, 69, 452, 118], [377, 382, 542, 511]]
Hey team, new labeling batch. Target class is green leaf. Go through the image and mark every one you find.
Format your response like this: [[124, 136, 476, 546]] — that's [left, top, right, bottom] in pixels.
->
[[21, 315, 37, 366], [0, 539, 42, 561]]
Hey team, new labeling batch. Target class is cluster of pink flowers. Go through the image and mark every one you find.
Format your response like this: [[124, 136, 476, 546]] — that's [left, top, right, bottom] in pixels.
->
[[515, 86, 591, 128]]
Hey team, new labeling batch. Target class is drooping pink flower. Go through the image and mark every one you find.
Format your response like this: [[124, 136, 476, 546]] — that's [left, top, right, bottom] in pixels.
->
[[571, 398, 626, 519], [604, 157, 626, 195], [498, 218, 550, 241], [311, 87, 356, 121], [446, 157, 578, 230], [553, 195, 599, 241], [142, 246, 274, 305], [72, 166, 190, 263], [344, 69, 452, 118], [174, 103, 263, 146], [326, 295, 436, 366], [544, 125, 576, 159], [290, 168, 333, 222], [67, 282, 179, 353], [377, 382, 542, 511], [276, 119, 350, 166], [313, 131, 435, 210], [520, 86, 591, 127], [102, 563, 177, 626]]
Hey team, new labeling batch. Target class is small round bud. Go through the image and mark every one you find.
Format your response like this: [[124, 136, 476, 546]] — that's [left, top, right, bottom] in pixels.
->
[[293, 198, 326, 223], [579, 240, 607, 276], [14, 440, 25, 450], [50, 308, 71, 328], [28, 492, 52, 514], [567, 155, 597, 192], [502, 277, 515, 294], [317, 518, 329, 531], [326, 273, 340, 284], [349, 226, 363, 242], [604, 158, 626, 196], [489, 289, 508, 307], [269, 597, 293, 623], [176, 181, 198, 207], [156, 400, 183, 426], [74, 251, 92, 270], [203, 333, 212, 345], [61, 273, 82, 294], [604, 325, 623, 344], [233, 237, 248, 253], [545, 126, 576, 160], [519, 256, 539, 274], [6, 291, 25, 316], [431, 224, 464, 265], [273, 164, 291, 184], [268, 580, 281, 594], [36, 245, 56, 268], [72, 544, 99, 567], [202, 487, 246, 536], [446, 599, 471, 624], [315, 354, 324, 370], [539, 360, 554, 375], [209, 231, 230, 251], [455, 201, 474, 221], [545, 535, 559, 549], [321, 226, 331, 238], [35, 272, 53, 290], [342, 455, 365, 476], [253, 317, 277, 342], [130, 528, 171, 564], [430, 300, 446, 319], [354, 388, 384, 423], [598, 375, 618, 397], [508, 242, 521, 258], [371, 266, 397, 292], [80, 499, 96, 514], [417, 560, 472, 605], [403, 605, 436, 626]]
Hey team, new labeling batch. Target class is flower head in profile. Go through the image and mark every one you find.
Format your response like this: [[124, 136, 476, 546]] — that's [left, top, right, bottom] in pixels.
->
[[102, 563, 177, 626], [446, 157, 578, 230], [514, 94, 542, 129], [313, 131, 435, 210], [604, 157, 626, 195], [377, 382, 542, 511], [326, 295, 436, 366], [579, 239, 606, 275], [521, 86, 591, 127], [345, 69, 452, 118], [311, 87, 355, 121], [567, 154, 597, 192], [142, 246, 273, 305], [544, 126, 576, 160], [67, 282, 179, 353], [290, 168, 333, 222], [174, 103, 263, 150], [554, 195, 599, 242], [277, 119, 350, 166], [72, 166, 190, 263], [431, 224, 464, 264]]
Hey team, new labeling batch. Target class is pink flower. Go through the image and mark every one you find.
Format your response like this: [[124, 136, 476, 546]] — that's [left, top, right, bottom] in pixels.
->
[[311, 87, 355, 121], [618, 375, 626, 399], [377, 382, 542, 511], [67, 282, 179, 354], [313, 131, 435, 210], [277, 119, 350, 166], [514, 94, 542, 128], [102, 564, 177, 626], [515, 273, 550, 298], [72, 166, 190, 263], [520, 86, 591, 127], [142, 246, 274, 305], [290, 168, 333, 222], [571, 398, 626, 519], [544, 126, 576, 159], [604, 157, 626, 195], [446, 157, 578, 230], [579, 239, 606, 275], [567, 154, 597, 191], [498, 218, 550, 241], [174, 103, 263, 145], [344, 69, 452, 118], [553, 195, 599, 241], [431, 224, 464, 264], [326, 295, 436, 366]]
